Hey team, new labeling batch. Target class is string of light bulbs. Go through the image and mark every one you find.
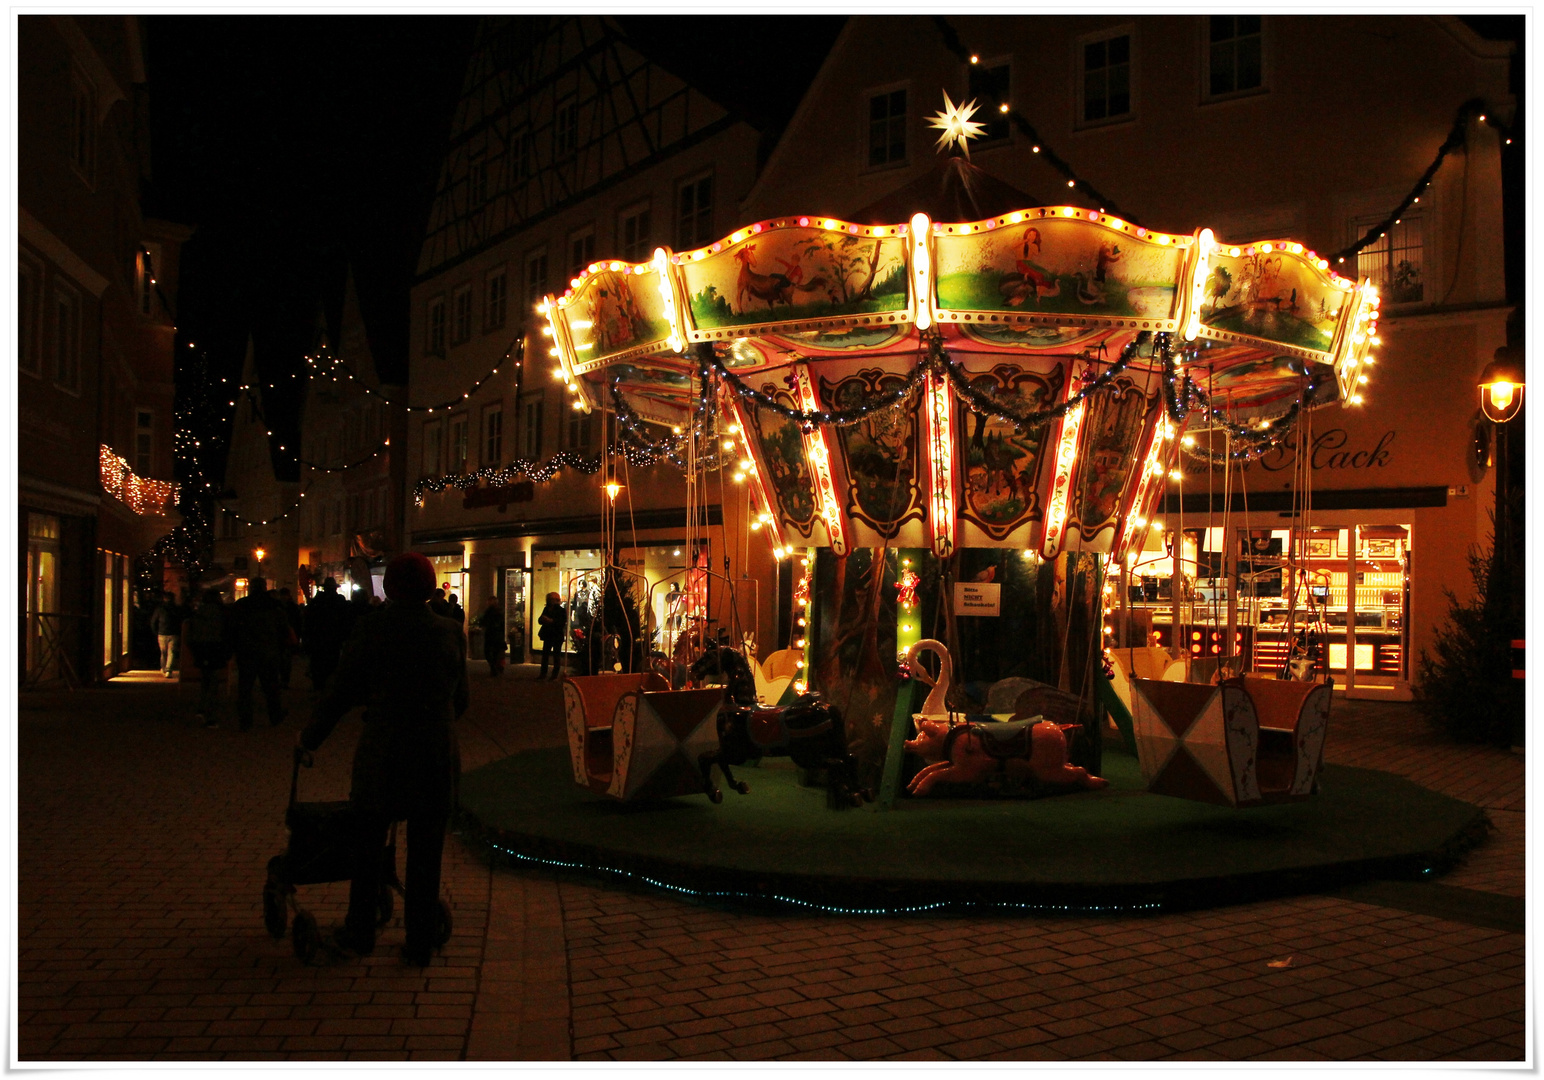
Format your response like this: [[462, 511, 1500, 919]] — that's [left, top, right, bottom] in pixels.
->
[[930, 16, 1137, 224], [305, 337, 522, 413], [1330, 98, 1513, 267], [218, 478, 315, 528]]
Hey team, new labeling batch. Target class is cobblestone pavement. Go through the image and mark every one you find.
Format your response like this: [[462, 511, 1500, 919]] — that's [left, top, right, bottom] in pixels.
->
[[16, 666, 1527, 1064]]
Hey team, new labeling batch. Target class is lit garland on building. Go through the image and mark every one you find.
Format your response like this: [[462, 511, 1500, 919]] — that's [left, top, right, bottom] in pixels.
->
[[304, 338, 522, 413], [99, 445, 179, 516]]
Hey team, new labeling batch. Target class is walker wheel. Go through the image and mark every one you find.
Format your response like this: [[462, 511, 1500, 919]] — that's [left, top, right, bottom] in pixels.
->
[[434, 899, 453, 948], [263, 880, 287, 938], [707, 787, 724, 805], [734, 781, 751, 795], [292, 910, 320, 965], [376, 884, 395, 929]]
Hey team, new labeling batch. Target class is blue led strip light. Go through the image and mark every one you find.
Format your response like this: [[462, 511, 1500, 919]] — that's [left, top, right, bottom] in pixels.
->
[[474, 836, 1164, 918]]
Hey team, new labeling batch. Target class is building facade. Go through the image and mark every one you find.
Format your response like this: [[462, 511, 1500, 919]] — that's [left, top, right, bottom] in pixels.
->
[[739, 14, 1514, 698], [19, 15, 188, 684], [212, 341, 301, 599], [296, 270, 407, 601], [405, 16, 778, 662]]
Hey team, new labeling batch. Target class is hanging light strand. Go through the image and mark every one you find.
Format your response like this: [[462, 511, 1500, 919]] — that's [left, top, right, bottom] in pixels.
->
[[930, 16, 1137, 224], [1330, 99, 1511, 267], [305, 336, 522, 413]]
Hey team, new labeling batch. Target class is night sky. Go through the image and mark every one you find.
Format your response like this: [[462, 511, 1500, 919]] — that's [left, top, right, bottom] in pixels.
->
[[143, 15, 843, 488]]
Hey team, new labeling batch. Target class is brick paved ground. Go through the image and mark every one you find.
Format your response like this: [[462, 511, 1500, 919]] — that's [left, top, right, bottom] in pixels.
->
[[16, 665, 1526, 1063]]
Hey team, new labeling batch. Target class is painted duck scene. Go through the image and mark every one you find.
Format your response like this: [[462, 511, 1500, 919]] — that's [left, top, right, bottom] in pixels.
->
[[934, 218, 1184, 321], [683, 228, 909, 330]]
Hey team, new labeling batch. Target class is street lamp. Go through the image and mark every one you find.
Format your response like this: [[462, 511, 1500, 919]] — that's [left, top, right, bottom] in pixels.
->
[[1479, 345, 1525, 423], [1479, 344, 1524, 575], [254, 546, 267, 565]]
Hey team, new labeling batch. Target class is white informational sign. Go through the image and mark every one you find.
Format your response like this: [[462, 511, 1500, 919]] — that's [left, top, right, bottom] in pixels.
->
[[953, 581, 1001, 617]]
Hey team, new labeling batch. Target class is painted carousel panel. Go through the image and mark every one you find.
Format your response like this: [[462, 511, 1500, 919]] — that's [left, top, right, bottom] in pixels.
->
[[1198, 241, 1345, 356], [678, 222, 911, 335], [557, 262, 674, 369], [932, 212, 1186, 326]]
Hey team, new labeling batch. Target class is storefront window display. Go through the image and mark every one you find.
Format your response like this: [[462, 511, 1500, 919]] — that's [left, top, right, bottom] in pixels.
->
[[1117, 523, 1410, 686], [531, 544, 706, 668]]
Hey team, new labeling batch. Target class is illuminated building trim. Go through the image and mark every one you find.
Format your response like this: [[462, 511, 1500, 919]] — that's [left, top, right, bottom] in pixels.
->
[[793, 361, 847, 555]]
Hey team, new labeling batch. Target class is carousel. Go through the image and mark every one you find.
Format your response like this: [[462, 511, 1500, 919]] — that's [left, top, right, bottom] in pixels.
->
[[456, 102, 1483, 913]]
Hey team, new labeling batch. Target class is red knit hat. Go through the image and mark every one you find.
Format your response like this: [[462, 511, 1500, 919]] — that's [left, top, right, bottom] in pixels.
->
[[383, 552, 437, 603]]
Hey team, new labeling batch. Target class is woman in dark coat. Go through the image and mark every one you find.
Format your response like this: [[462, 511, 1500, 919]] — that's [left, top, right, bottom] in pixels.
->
[[298, 552, 468, 966], [536, 591, 566, 680], [479, 596, 506, 676]]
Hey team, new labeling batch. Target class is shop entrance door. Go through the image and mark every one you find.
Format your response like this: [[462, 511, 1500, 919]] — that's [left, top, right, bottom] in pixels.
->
[[503, 567, 529, 662]]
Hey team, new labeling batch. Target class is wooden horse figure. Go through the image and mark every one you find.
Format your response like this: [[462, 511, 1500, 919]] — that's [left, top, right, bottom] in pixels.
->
[[689, 646, 873, 809]]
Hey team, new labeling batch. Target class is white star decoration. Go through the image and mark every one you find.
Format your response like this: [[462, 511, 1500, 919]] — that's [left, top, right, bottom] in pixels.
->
[[928, 91, 988, 159]]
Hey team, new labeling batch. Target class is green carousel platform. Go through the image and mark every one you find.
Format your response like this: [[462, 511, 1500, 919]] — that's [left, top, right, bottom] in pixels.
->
[[455, 747, 1486, 916]]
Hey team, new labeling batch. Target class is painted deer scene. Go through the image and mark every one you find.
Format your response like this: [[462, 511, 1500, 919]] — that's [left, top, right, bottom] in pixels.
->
[[824, 370, 921, 533], [955, 367, 1061, 538], [684, 229, 909, 329], [934, 218, 1183, 320]]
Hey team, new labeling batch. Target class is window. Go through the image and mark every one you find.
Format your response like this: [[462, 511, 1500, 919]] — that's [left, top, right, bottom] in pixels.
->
[[19, 256, 39, 375], [452, 284, 473, 344], [508, 128, 534, 184], [483, 402, 503, 466], [68, 64, 95, 183], [867, 88, 908, 167], [220, 509, 239, 539], [468, 155, 488, 206], [619, 202, 652, 264], [1355, 213, 1425, 304], [1206, 16, 1263, 99], [525, 248, 549, 312], [1079, 30, 1133, 125], [967, 62, 1012, 143], [521, 393, 544, 460], [52, 282, 81, 392], [677, 173, 714, 249], [422, 418, 443, 476], [448, 413, 469, 474], [135, 410, 153, 477], [565, 406, 593, 452], [138, 245, 160, 316], [568, 226, 595, 281], [554, 97, 578, 159], [486, 266, 507, 331], [426, 295, 446, 356]]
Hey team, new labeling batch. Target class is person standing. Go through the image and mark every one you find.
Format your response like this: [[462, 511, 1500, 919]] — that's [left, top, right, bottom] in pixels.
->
[[298, 551, 468, 966], [479, 596, 506, 676], [304, 577, 350, 691], [230, 578, 288, 730], [537, 591, 566, 680], [186, 588, 232, 727], [151, 590, 187, 678], [277, 588, 302, 689], [447, 593, 465, 625]]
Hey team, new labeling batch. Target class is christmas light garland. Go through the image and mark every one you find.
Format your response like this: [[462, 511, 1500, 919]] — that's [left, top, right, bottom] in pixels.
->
[[219, 479, 315, 528], [305, 338, 521, 413], [939, 335, 1137, 430], [704, 347, 929, 429], [294, 441, 392, 473], [1330, 99, 1513, 267], [930, 16, 1137, 224]]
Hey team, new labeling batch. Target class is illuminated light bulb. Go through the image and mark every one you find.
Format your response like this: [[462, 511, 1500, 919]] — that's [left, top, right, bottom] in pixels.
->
[[571, 400, 584, 410], [733, 473, 746, 483], [1169, 469, 1182, 480], [969, 54, 979, 63], [1229, 247, 1241, 257], [1181, 435, 1196, 448], [1067, 180, 1075, 188], [998, 103, 1009, 113], [723, 439, 735, 450], [1031, 145, 1040, 153], [1351, 394, 1364, 405]]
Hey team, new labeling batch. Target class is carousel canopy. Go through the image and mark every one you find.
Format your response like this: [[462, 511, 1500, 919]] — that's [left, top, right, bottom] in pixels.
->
[[542, 183, 1380, 564]]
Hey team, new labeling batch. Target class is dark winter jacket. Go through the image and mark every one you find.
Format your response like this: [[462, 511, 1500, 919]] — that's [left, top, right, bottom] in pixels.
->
[[150, 601, 187, 637], [230, 591, 289, 661], [537, 600, 566, 644], [185, 599, 230, 667], [301, 601, 469, 819], [304, 590, 351, 653]]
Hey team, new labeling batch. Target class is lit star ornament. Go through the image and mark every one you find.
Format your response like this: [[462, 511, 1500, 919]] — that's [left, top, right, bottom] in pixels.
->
[[928, 91, 988, 158]]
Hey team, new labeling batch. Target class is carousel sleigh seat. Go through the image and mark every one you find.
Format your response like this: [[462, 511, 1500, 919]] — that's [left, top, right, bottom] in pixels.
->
[[762, 648, 803, 682], [749, 654, 795, 707], [1128, 676, 1332, 808], [562, 673, 725, 801]]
